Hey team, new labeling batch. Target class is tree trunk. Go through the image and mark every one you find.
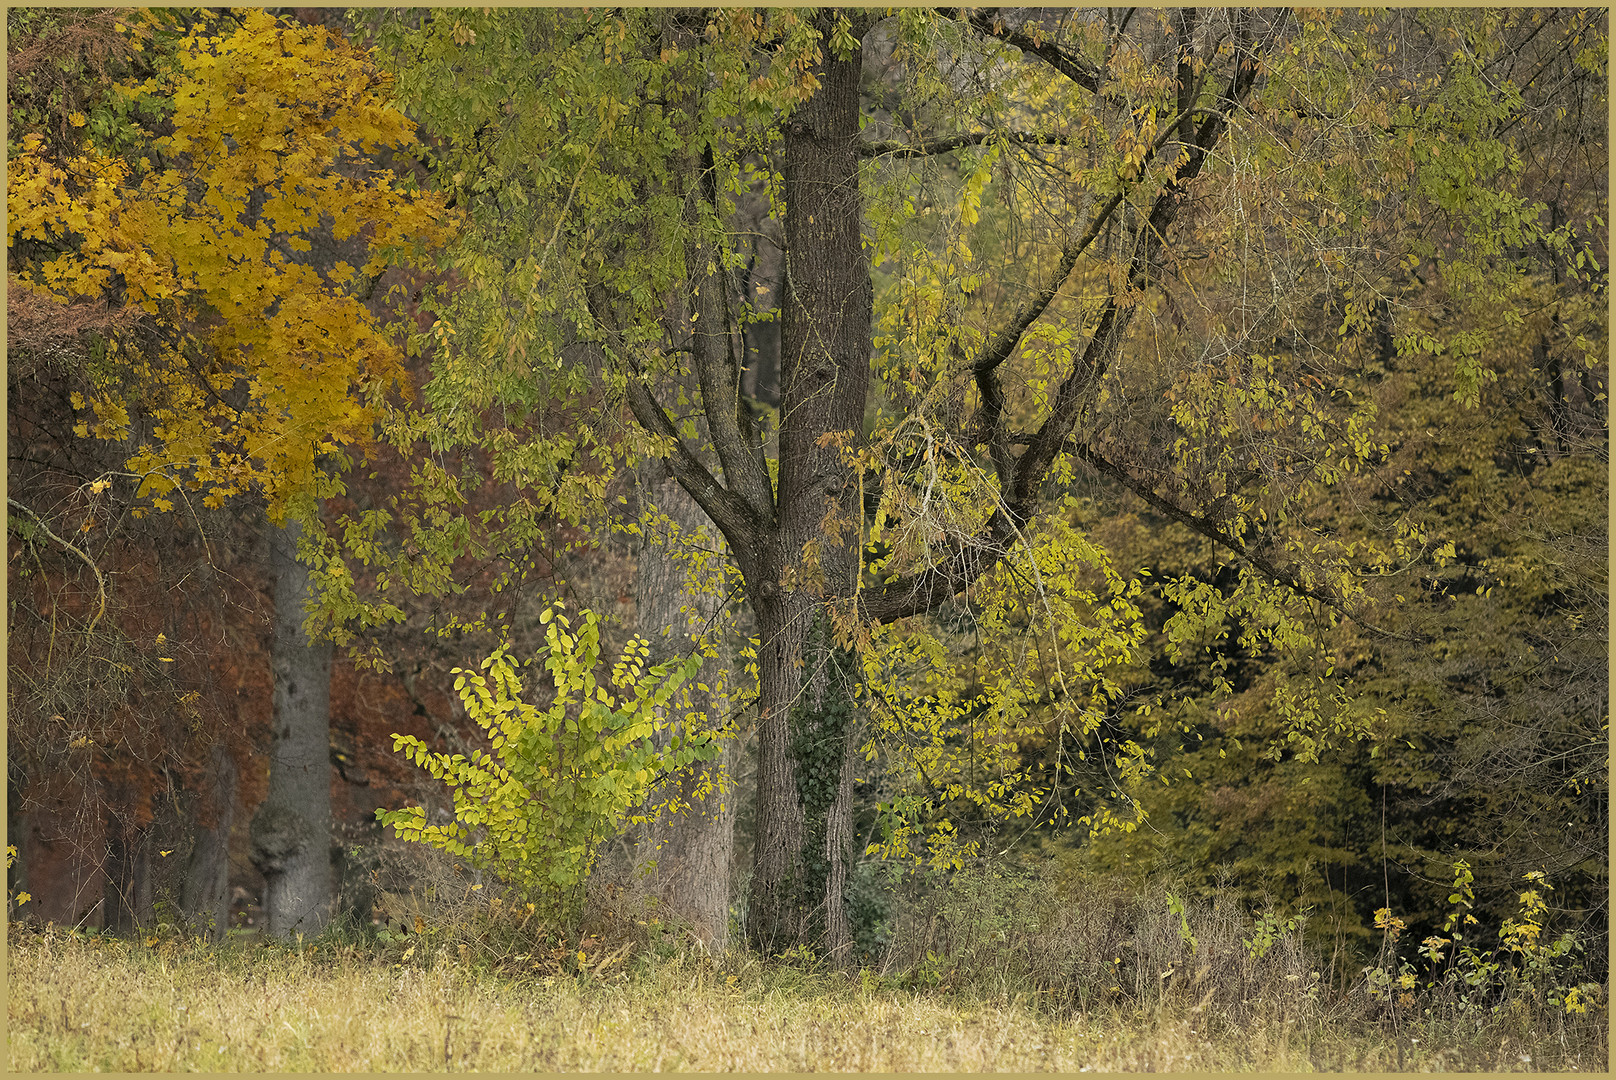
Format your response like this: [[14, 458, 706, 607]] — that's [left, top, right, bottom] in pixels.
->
[[101, 808, 153, 934], [745, 13, 873, 965], [633, 461, 735, 953], [181, 743, 236, 942], [249, 516, 333, 938]]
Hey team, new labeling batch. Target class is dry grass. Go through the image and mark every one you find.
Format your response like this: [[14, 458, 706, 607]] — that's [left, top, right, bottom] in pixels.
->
[[6, 852, 1605, 1073], [6, 916, 1605, 1073]]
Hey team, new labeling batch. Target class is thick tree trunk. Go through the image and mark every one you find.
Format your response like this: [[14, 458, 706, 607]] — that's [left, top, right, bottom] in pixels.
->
[[614, 13, 878, 962], [745, 14, 873, 965], [746, 592, 809, 953], [633, 461, 735, 953], [747, 592, 864, 962], [249, 516, 333, 938]]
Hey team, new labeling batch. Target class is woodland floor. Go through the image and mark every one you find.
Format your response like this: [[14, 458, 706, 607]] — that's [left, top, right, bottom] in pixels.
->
[[6, 923, 1606, 1073]]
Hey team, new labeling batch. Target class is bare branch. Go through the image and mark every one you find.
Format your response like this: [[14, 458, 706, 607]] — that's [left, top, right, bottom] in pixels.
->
[[947, 7, 1103, 93], [587, 287, 763, 544], [963, 34, 1219, 483], [8, 497, 107, 636], [858, 130, 1070, 158]]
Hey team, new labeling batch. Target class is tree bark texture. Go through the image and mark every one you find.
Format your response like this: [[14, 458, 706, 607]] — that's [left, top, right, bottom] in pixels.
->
[[633, 460, 735, 953], [101, 806, 153, 934], [744, 15, 872, 964], [249, 516, 334, 938]]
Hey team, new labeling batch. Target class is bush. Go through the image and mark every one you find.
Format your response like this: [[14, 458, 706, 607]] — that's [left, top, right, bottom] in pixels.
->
[[376, 605, 720, 922], [1361, 862, 1605, 1024]]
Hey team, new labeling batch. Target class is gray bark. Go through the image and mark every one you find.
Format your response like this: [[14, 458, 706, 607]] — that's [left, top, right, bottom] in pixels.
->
[[633, 461, 735, 953], [249, 516, 334, 937]]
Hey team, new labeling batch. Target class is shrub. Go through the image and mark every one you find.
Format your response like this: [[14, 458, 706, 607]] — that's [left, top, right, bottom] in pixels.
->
[[377, 605, 720, 922], [1361, 861, 1605, 1023]]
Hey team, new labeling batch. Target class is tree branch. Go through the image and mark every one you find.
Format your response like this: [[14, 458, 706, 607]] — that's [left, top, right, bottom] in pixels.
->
[[859, 504, 1020, 624], [587, 287, 763, 544], [1070, 444, 1422, 642], [966, 73, 1212, 488], [863, 19, 1278, 626], [1009, 19, 1267, 512], [684, 149, 776, 523], [1069, 444, 1329, 606], [969, 187, 1126, 486], [948, 7, 1103, 93], [619, 369, 765, 546], [858, 130, 1070, 159], [8, 497, 107, 637]]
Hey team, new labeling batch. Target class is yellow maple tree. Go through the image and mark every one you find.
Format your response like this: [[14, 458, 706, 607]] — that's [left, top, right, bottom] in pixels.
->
[[8, 9, 455, 518]]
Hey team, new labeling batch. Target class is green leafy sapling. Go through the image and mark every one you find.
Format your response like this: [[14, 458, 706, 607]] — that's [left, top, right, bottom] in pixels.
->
[[377, 605, 719, 919]]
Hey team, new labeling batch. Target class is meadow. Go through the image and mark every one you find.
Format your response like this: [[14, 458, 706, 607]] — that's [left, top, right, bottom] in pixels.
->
[[8, 864, 1605, 1073]]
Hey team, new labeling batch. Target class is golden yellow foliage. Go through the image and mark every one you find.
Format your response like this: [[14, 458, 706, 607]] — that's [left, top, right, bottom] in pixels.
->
[[7, 10, 455, 516]]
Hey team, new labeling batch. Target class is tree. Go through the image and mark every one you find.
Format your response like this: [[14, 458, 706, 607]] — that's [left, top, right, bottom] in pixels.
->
[[6, 5, 247, 938], [9, 8, 452, 936], [377, 605, 714, 920], [630, 461, 741, 951], [339, 7, 1590, 962], [1032, 6, 1606, 975]]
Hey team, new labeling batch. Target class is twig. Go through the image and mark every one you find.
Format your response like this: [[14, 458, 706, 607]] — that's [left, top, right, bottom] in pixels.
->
[[7, 498, 107, 637]]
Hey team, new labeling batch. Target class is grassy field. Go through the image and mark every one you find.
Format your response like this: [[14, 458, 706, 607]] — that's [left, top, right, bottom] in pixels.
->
[[6, 915, 1605, 1073]]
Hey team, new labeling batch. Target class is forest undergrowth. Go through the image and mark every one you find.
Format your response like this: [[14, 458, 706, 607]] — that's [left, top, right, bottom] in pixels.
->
[[7, 863, 1605, 1073]]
